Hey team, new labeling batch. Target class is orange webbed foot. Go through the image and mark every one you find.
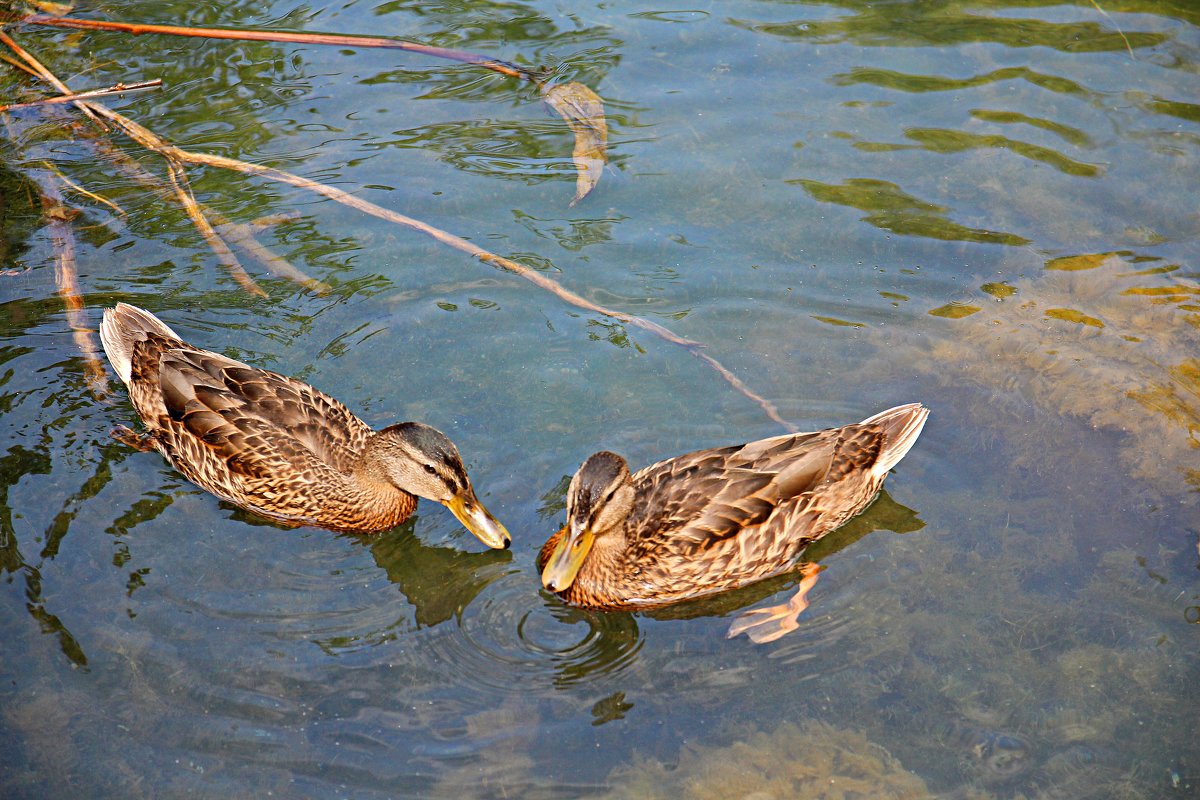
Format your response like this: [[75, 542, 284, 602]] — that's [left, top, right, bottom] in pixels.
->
[[726, 563, 823, 644], [111, 425, 158, 452]]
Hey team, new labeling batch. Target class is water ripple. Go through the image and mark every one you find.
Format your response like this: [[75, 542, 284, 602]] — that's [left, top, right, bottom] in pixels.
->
[[421, 572, 644, 693]]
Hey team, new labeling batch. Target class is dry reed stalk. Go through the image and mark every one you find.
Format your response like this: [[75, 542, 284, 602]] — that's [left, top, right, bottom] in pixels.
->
[[24, 14, 533, 82], [2, 29, 794, 430], [1, 51, 42, 78], [213, 218, 331, 295], [1, 33, 324, 296], [0, 28, 105, 127], [0, 78, 161, 111], [39, 180, 109, 397], [84, 137, 326, 293], [163, 160, 268, 297]]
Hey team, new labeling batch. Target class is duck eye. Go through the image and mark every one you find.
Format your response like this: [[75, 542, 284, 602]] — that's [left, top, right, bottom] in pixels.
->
[[423, 464, 438, 476]]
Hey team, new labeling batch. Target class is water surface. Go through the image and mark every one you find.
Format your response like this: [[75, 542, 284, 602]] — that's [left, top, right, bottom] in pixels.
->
[[1, 1, 1197, 797]]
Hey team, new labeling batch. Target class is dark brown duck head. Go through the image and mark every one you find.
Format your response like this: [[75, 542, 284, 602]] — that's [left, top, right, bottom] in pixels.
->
[[541, 450, 635, 591], [363, 422, 511, 549]]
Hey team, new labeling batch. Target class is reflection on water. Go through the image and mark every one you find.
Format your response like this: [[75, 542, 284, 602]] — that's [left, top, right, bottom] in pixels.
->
[[2, 0, 1199, 797], [731, 5, 1172, 51], [794, 177, 1031, 245], [365, 526, 513, 630]]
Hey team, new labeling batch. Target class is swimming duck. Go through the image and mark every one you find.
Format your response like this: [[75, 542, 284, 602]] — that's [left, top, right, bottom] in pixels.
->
[[538, 403, 927, 641], [99, 303, 510, 547]]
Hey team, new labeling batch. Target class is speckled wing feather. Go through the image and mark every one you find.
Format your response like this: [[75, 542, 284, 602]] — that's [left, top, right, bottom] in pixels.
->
[[626, 431, 835, 557], [621, 425, 893, 601], [128, 335, 372, 522], [156, 345, 372, 472]]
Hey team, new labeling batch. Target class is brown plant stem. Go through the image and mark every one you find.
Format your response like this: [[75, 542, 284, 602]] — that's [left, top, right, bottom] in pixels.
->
[[2, 34, 304, 297], [53, 169, 126, 217], [39, 179, 108, 398], [23, 14, 534, 82], [1, 32, 792, 430], [0, 28, 106, 128], [84, 137, 326, 293], [164, 160, 268, 297], [0, 78, 162, 112], [0, 51, 41, 78], [1086, 0, 1134, 58], [83, 102, 792, 428], [21, 13, 608, 204], [214, 218, 331, 295]]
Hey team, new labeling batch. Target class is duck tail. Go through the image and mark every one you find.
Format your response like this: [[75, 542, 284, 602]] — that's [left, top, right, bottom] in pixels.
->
[[99, 303, 182, 385], [862, 403, 928, 478]]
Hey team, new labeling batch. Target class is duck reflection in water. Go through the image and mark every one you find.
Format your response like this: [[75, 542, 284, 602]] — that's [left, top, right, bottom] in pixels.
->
[[364, 522, 514, 629]]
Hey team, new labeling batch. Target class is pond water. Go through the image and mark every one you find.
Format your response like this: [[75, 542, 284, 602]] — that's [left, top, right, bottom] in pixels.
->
[[1, 0, 1198, 797]]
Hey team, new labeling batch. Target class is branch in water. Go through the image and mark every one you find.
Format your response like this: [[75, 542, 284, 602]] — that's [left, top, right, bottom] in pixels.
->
[[2, 33, 793, 431], [21, 13, 610, 204], [0, 28, 106, 127], [23, 14, 533, 82], [164, 160, 268, 298], [37, 176, 109, 398], [0, 78, 162, 112]]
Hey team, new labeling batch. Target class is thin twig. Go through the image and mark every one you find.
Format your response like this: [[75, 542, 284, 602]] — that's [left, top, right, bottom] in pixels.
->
[[20, 13, 609, 204], [1087, 0, 1134, 59], [0, 78, 162, 112], [24, 14, 535, 82], [0, 51, 41, 78], [4, 39, 792, 429], [52, 167, 126, 217], [3, 35, 269, 298], [164, 160, 268, 298], [83, 135, 325, 294], [214, 218, 331, 295], [0, 28, 106, 128], [39, 177, 109, 398], [139, 119, 791, 426]]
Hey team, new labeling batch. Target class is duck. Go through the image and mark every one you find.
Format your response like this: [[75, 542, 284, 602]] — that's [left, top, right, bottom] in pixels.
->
[[538, 403, 928, 642], [98, 302, 510, 547]]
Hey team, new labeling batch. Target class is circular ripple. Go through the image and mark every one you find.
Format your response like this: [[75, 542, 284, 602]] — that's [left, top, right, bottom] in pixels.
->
[[421, 571, 644, 695]]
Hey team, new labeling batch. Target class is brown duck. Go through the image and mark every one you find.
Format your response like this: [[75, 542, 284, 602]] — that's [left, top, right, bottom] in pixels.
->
[[99, 303, 510, 547], [538, 404, 928, 641]]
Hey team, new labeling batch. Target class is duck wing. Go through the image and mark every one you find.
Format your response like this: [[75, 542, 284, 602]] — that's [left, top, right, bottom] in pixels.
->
[[151, 345, 372, 480], [627, 424, 888, 561]]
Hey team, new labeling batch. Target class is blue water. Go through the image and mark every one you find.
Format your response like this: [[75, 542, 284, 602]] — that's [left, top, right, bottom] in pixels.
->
[[1, 1, 1197, 797]]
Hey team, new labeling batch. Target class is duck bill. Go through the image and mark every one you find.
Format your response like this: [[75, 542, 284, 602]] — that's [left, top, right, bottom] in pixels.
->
[[445, 489, 511, 549], [541, 521, 594, 592]]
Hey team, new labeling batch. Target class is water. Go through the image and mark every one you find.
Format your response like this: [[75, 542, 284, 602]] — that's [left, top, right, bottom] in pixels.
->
[[2, 1, 1198, 797]]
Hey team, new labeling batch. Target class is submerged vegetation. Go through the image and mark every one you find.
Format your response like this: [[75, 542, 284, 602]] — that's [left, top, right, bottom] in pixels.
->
[[895, 259, 1200, 496], [605, 721, 931, 800]]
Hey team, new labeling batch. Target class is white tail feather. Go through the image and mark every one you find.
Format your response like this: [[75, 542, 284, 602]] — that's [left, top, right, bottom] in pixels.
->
[[99, 303, 182, 385], [861, 403, 929, 478]]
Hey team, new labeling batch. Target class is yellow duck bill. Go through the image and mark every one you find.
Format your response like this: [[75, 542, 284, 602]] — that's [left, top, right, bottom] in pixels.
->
[[446, 491, 511, 549], [540, 521, 594, 591]]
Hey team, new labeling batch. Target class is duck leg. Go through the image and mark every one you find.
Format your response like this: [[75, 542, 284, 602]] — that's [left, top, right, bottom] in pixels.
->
[[110, 425, 159, 451], [726, 563, 823, 644]]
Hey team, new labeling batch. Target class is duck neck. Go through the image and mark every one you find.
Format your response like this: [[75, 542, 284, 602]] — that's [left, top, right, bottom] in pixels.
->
[[576, 524, 631, 599], [354, 435, 393, 484], [338, 437, 419, 531]]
